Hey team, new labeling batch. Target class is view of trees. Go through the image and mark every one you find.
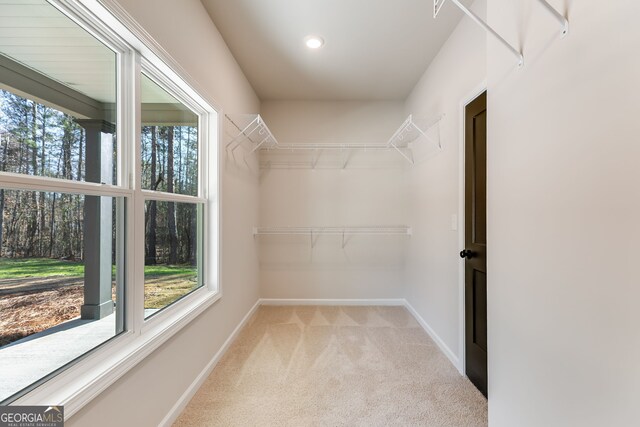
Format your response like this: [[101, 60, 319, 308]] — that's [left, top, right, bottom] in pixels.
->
[[141, 124, 199, 266], [0, 88, 200, 266], [0, 89, 88, 259]]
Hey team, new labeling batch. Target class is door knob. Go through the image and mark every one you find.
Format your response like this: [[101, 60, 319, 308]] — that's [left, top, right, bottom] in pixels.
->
[[460, 249, 473, 259]]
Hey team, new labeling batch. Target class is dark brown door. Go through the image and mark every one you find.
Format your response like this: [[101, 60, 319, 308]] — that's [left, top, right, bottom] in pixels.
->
[[462, 91, 487, 397]]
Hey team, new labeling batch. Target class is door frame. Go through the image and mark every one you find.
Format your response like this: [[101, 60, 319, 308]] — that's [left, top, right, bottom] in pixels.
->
[[457, 81, 487, 376]]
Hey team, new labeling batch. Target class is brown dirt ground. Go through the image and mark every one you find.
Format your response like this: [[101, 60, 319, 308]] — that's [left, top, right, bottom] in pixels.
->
[[0, 274, 194, 347], [0, 285, 84, 347]]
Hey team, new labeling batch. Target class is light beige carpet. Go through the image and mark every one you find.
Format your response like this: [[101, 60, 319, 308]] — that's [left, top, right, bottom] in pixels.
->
[[174, 306, 487, 427]]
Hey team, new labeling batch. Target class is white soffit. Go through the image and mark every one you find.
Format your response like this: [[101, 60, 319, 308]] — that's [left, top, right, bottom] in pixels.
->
[[0, 0, 116, 104], [201, 0, 465, 101]]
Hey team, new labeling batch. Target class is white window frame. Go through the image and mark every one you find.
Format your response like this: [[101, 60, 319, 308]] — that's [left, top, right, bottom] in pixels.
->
[[1, 0, 222, 417], [138, 63, 209, 324]]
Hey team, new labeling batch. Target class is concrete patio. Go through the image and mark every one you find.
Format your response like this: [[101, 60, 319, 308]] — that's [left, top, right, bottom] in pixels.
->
[[0, 313, 117, 402]]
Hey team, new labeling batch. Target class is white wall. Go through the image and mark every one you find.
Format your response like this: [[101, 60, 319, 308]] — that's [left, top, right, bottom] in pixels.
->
[[403, 0, 487, 365], [67, 0, 260, 426], [487, 0, 640, 425], [259, 101, 407, 300]]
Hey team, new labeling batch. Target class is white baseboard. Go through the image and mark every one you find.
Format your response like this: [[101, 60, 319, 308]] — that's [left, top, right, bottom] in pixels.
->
[[259, 298, 406, 306], [403, 300, 462, 373], [158, 299, 261, 427]]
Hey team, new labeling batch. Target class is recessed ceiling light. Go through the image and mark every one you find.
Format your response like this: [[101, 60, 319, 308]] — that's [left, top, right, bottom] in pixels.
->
[[305, 35, 324, 49]]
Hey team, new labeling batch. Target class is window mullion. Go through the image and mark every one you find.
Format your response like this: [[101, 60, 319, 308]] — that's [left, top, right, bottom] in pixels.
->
[[131, 52, 145, 336], [140, 190, 205, 204]]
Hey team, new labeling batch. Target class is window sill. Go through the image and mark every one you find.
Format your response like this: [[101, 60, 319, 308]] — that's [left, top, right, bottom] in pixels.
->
[[12, 288, 222, 419]]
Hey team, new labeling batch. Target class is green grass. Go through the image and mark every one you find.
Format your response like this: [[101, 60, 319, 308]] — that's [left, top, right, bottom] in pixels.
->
[[143, 264, 197, 278], [0, 257, 196, 280], [0, 258, 84, 279]]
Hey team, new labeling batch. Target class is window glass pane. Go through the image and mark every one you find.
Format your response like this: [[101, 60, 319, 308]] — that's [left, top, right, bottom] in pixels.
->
[[141, 74, 198, 196], [144, 201, 202, 318], [0, 0, 117, 184], [0, 189, 124, 403]]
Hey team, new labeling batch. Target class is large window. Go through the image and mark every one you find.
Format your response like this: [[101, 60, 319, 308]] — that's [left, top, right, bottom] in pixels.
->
[[0, 0, 217, 407]]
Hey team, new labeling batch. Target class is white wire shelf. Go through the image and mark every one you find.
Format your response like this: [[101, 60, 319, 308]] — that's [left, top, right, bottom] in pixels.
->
[[257, 160, 403, 170], [274, 143, 390, 150], [226, 114, 443, 167], [259, 149, 407, 170], [253, 226, 412, 248], [254, 226, 412, 235]]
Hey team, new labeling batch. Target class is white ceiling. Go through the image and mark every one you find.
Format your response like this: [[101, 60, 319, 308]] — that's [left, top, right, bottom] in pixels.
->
[[201, 0, 465, 101]]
